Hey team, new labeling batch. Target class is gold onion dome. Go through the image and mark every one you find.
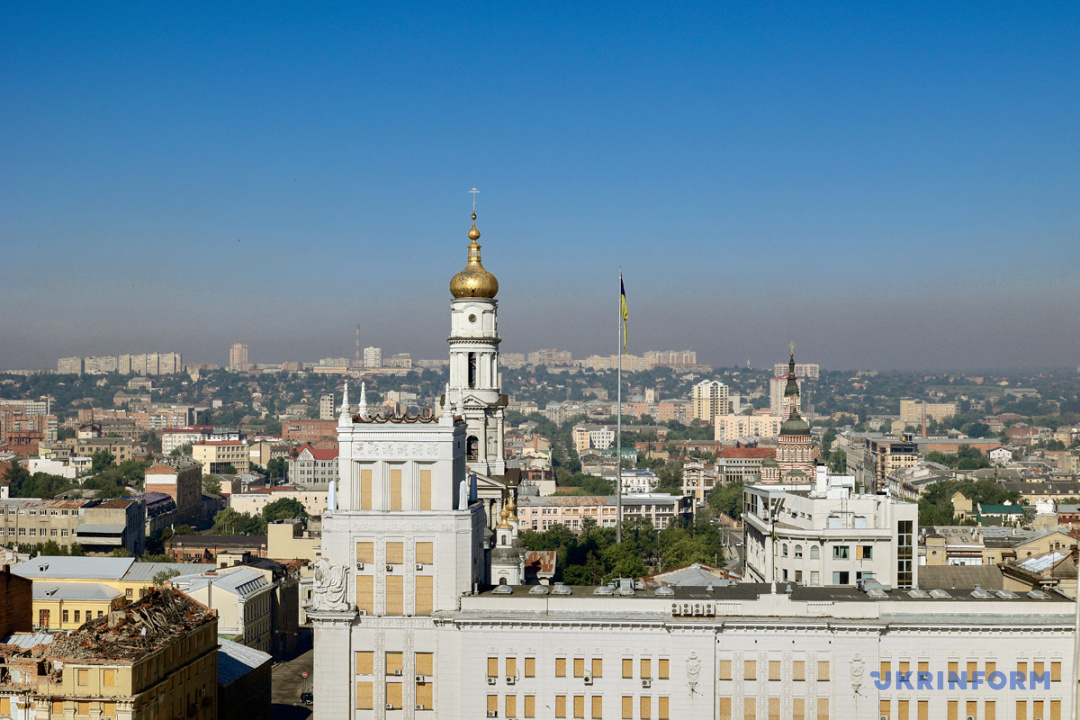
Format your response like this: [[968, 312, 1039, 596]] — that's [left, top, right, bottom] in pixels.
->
[[496, 506, 512, 530], [449, 212, 499, 299]]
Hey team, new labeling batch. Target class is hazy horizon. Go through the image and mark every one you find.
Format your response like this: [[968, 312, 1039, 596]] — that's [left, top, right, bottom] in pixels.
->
[[3, 3, 1078, 373]]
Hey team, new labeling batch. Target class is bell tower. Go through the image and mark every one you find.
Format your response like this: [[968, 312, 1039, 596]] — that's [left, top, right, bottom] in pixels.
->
[[447, 208, 506, 476]]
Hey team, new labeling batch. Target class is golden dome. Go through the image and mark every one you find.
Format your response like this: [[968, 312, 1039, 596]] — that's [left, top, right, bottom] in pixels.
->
[[496, 506, 512, 530], [450, 212, 499, 299]]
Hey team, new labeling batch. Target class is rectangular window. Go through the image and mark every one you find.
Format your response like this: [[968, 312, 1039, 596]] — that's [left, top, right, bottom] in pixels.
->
[[622, 659, 633, 678], [507, 657, 518, 677], [1015, 701, 1027, 720], [356, 575, 374, 614], [744, 698, 755, 720], [622, 696, 633, 720], [386, 542, 404, 565], [641, 659, 652, 679], [744, 660, 756, 681], [525, 657, 535, 678], [0, 700, 8, 715], [1051, 700, 1061, 720], [984, 700, 995, 720], [507, 695, 518, 718], [356, 651, 374, 675], [1052, 661, 1062, 681], [769, 661, 781, 681], [792, 661, 805, 681], [640, 696, 651, 720], [103, 669, 115, 686], [591, 695, 602, 719], [488, 695, 499, 714], [880, 700, 890, 719], [918, 701, 928, 720], [415, 576, 434, 616], [386, 575, 404, 615], [386, 682, 402, 709], [556, 658, 566, 677], [390, 468, 403, 510], [817, 661, 829, 681], [77, 669, 89, 685], [657, 659, 668, 679], [416, 542, 434, 565], [574, 658, 585, 678], [416, 652, 433, 676], [1033, 701, 1044, 720], [658, 697, 669, 720], [719, 698, 732, 720], [488, 657, 499, 677], [386, 652, 403, 676], [718, 659, 732, 680], [356, 542, 375, 564], [417, 680, 433, 710], [525, 695, 535, 718], [420, 469, 432, 511], [793, 698, 804, 720], [833, 546, 849, 559], [556, 695, 567, 718], [897, 700, 909, 720], [360, 469, 373, 510], [817, 698, 829, 720], [592, 658, 603, 678], [574, 695, 585, 719], [947, 701, 958, 720], [356, 682, 374, 710], [78, 702, 89, 716], [832, 571, 849, 584]]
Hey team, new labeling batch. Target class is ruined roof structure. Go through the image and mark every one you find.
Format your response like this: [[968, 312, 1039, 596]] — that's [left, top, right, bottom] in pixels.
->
[[45, 586, 214, 662]]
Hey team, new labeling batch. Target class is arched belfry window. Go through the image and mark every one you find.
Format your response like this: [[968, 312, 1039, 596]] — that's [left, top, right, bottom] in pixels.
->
[[467, 436, 479, 461], [468, 352, 477, 388]]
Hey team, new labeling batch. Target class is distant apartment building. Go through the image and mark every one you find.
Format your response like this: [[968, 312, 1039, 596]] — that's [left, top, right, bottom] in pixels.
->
[[192, 440, 250, 475], [527, 348, 573, 366], [363, 346, 382, 368], [743, 471, 918, 588], [714, 413, 782, 442], [319, 393, 335, 420], [691, 380, 731, 423], [386, 352, 412, 368], [715, 446, 777, 485], [500, 352, 527, 368], [230, 485, 330, 519], [77, 407, 193, 431], [116, 352, 182, 375], [518, 493, 693, 532], [645, 349, 698, 368], [772, 362, 820, 379], [57, 357, 83, 374], [64, 436, 139, 463], [0, 498, 146, 556], [83, 356, 118, 374], [655, 400, 691, 423], [582, 354, 649, 372], [0, 406, 58, 445], [769, 375, 806, 417], [899, 399, 958, 424], [571, 424, 615, 452], [230, 343, 249, 371]]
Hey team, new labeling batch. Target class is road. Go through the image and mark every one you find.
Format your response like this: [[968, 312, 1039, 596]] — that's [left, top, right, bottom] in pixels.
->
[[272, 646, 314, 720]]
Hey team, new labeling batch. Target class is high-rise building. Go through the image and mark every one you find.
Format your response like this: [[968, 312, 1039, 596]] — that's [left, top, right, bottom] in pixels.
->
[[363, 346, 382, 368], [772, 361, 820, 379], [229, 343, 248, 371], [57, 357, 83, 375], [319, 393, 336, 420], [690, 380, 730, 423]]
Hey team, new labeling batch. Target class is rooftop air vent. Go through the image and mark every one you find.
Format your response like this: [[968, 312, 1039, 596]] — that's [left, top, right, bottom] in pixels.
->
[[593, 585, 614, 596], [970, 588, 993, 599], [867, 588, 888, 600], [654, 586, 675, 597], [529, 585, 549, 595], [492, 585, 513, 595], [928, 589, 952, 599], [1027, 590, 1051, 600], [551, 584, 572, 596], [906, 589, 930, 599], [994, 589, 1018, 599]]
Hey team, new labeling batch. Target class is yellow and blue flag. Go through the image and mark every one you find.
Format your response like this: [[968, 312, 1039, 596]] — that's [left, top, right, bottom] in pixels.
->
[[620, 271, 628, 352]]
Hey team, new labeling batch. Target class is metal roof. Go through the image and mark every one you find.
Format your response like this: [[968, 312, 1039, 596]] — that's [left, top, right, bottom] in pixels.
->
[[1, 632, 54, 649], [122, 562, 216, 583], [14, 556, 134, 580], [1019, 552, 1067, 573], [171, 567, 269, 598], [33, 582, 124, 602], [75, 524, 127, 535], [217, 638, 272, 687]]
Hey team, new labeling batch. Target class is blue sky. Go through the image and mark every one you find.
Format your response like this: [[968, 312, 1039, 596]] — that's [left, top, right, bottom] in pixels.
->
[[2, 2, 1078, 370]]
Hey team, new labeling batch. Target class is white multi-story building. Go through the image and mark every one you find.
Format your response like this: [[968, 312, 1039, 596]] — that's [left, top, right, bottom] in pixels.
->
[[772, 361, 820, 379], [312, 208, 1078, 720], [363, 346, 383, 368], [691, 380, 730, 423], [743, 469, 919, 588], [715, 413, 782, 442]]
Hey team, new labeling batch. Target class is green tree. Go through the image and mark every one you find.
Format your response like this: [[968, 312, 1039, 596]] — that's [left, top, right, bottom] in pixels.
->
[[827, 450, 847, 474], [707, 481, 744, 520], [110, 548, 132, 557], [263, 497, 308, 524], [266, 457, 288, 481], [212, 508, 265, 535], [152, 568, 181, 586], [91, 450, 116, 473], [203, 475, 223, 495]]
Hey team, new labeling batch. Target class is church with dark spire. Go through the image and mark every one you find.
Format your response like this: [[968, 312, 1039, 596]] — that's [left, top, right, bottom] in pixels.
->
[[775, 346, 816, 481]]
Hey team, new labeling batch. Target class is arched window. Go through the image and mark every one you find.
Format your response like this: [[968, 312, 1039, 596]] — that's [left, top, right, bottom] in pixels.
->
[[499, 577, 507, 585], [810, 546, 820, 559], [782, 544, 788, 557], [502, 536, 508, 546], [794, 545, 803, 558], [468, 352, 477, 388], [467, 436, 479, 461]]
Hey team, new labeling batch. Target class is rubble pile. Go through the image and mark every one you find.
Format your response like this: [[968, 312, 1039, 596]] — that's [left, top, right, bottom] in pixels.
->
[[47, 587, 214, 661]]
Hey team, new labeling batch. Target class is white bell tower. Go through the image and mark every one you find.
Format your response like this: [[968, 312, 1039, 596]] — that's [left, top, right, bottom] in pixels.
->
[[447, 207, 506, 476]]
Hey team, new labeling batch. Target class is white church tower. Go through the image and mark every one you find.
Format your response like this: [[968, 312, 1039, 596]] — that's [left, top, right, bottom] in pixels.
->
[[446, 210, 506, 477]]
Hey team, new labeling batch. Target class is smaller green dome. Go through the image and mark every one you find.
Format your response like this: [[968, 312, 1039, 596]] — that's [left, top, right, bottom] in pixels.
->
[[780, 411, 810, 436]]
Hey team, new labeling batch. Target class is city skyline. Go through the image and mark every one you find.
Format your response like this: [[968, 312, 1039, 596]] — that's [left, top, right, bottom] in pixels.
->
[[3, 3, 1078, 371]]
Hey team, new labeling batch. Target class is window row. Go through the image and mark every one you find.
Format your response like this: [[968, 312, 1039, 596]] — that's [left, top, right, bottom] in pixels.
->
[[486, 694, 671, 719], [356, 681, 433, 711], [879, 698, 1062, 720], [356, 540, 435, 565], [718, 697, 828, 720], [718, 660, 829, 681], [356, 651, 433, 677], [879, 659, 1062, 682]]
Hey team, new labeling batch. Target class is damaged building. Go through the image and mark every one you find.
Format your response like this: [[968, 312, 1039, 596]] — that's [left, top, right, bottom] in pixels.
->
[[0, 586, 218, 720]]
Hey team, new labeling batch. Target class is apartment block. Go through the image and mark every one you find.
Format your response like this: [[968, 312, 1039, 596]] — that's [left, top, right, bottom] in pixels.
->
[[192, 440, 250, 475]]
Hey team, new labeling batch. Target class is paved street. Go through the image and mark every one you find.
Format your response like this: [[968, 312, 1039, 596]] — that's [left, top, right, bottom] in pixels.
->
[[272, 646, 314, 720]]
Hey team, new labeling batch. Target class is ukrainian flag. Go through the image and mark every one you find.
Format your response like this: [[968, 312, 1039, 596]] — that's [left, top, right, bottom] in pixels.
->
[[620, 271, 628, 352]]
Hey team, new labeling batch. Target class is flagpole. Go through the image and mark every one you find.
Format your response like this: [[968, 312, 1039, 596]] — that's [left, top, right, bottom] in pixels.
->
[[616, 268, 623, 544]]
